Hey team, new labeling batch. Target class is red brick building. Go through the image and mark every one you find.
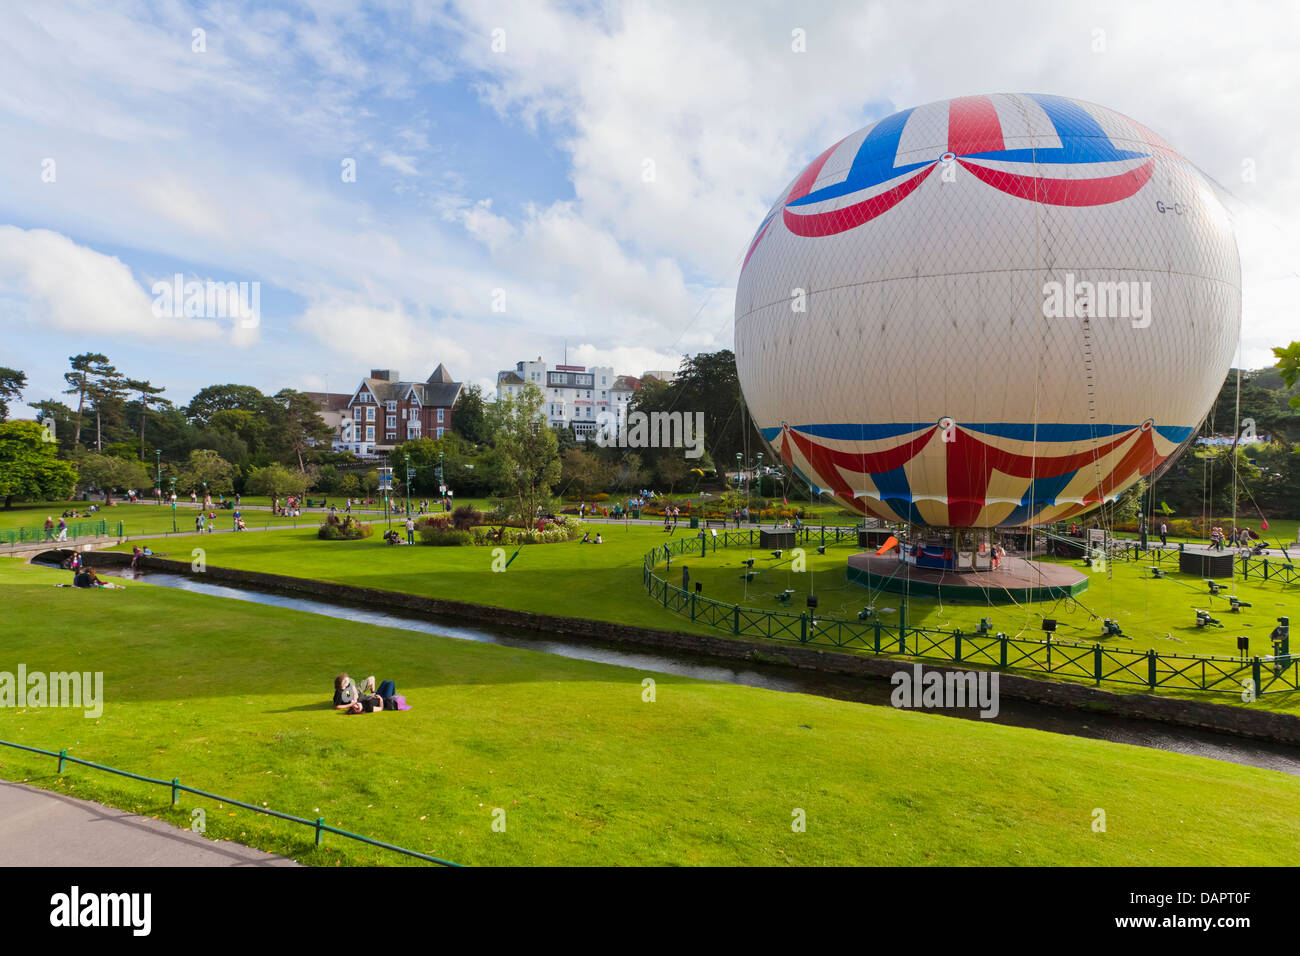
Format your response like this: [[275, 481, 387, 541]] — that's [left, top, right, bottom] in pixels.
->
[[334, 366, 463, 456]]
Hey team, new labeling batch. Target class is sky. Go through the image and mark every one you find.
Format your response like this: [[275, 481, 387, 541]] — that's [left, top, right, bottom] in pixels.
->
[[2, 0, 1297, 417]]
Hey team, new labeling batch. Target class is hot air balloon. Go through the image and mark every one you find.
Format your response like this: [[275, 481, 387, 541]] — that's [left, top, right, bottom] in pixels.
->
[[735, 93, 1240, 537]]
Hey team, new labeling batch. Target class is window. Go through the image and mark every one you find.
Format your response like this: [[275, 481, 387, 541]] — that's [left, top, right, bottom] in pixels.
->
[[366, 407, 375, 421], [353, 407, 362, 420], [437, 409, 444, 423], [387, 415, 396, 429], [386, 401, 396, 412], [436, 428, 444, 439], [366, 426, 374, 441], [385, 432, 396, 441]]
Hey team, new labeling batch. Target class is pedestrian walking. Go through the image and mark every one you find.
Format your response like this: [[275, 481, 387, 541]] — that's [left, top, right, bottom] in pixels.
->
[[405, 516, 415, 545], [56, 518, 68, 542], [44, 516, 54, 541], [1159, 521, 1167, 547]]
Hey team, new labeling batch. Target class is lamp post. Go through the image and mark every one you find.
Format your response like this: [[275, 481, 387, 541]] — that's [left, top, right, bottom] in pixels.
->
[[155, 449, 162, 504], [168, 477, 177, 533], [403, 453, 413, 518]]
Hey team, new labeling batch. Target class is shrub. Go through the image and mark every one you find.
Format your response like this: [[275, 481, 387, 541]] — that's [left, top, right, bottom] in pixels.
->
[[317, 514, 372, 540], [418, 526, 474, 546], [451, 505, 484, 532]]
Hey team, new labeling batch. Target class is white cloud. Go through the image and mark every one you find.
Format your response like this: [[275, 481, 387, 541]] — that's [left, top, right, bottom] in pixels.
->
[[0, 226, 239, 342], [380, 152, 420, 176]]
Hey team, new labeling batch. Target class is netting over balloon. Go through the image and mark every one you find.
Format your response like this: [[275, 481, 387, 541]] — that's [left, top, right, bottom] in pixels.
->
[[735, 93, 1241, 528]]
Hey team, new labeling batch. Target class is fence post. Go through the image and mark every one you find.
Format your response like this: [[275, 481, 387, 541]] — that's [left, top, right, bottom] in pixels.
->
[[172, 778, 180, 807], [999, 633, 1008, 668], [1147, 649, 1157, 689], [1264, 559, 1269, 581], [873, 620, 881, 654], [1094, 645, 1102, 685], [800, 614, 808, 643], [898, 603, 907, 654], [58, 749, 67, 774], [315, 817, 325, 846], [954, 630, 962, 663], [690, 593, 697, 621], [733, 605, 740, 635], [1253, 657, 1262, 696]]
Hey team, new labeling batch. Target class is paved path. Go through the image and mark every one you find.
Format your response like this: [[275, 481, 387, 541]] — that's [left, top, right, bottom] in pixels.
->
[[0, 780, 297, 867]]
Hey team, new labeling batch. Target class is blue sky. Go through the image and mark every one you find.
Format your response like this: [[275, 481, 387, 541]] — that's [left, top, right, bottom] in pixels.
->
[[2, 0, 1297, 416]]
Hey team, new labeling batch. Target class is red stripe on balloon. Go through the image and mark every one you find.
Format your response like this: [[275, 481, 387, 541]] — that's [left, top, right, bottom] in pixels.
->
[[947, 95, 1004, 156], [957, 158, 1154, 206], [786, 136, 846, 202], [783, 164, 936, 237]]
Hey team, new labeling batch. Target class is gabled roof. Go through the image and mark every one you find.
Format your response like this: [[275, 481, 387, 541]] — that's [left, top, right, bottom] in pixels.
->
[[497, 371, 525, 386], [304, 391, 352, 411], [428, 363, 454, 384]]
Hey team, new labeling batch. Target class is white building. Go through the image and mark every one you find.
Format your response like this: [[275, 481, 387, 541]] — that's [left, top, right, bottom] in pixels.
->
[[496, 358, 641, 440]]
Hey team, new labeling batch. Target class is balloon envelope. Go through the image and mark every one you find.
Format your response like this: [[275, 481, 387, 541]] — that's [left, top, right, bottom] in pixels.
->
[[735, 93, 1240, 528]]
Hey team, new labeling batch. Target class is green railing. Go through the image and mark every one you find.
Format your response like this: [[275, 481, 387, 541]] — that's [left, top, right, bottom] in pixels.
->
[[0, 739, 463, 867], [0, 519, 121, 546], [644, 532, 1298, 698]]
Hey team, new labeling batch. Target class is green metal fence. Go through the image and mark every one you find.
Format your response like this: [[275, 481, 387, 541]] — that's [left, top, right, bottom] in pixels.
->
[[0, 519, 122, 546], [644, 532, 1298, 697], [0, 739, 462, 867]]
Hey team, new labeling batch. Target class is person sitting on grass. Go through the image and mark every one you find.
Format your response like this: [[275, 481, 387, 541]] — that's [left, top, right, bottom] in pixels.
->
[[72, 568, 122, 589], [581, 531, 590, 543], [594, 533, 604, 544]]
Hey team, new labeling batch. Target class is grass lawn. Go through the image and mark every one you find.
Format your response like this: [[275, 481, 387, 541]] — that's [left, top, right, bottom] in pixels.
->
[[3, 557, 1299, 866], [108, 523, 1300, 658], [0, 500, 324, 539]]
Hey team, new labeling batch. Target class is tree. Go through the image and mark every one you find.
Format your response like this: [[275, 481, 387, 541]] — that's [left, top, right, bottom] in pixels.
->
[[667, 350, 767, 467], [485, 384, 560, 529], [178, 449, 235, 495], [75, 453, 150, 504], [31, 399, 75, 454], [0, 367, 27, 421], [559, 446, 611, 498], [269, 389, 333, 472], [185, 384, 270, 428], [656, 454, 690, 494], [451, 384, 489, 445], [123, 379, 170, 461], [63, 352, 111, 448], [1276, 342, 1300, 410], [0, 421, 78, 508], [246, 463, 309, 500]]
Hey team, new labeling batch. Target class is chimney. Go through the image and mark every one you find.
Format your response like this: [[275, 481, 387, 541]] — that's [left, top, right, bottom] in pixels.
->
[[369, 369, 399, 382]]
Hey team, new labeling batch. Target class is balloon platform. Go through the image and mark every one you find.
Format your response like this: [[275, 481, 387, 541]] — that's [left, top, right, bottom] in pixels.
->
[[845, 552, 1089, 603]]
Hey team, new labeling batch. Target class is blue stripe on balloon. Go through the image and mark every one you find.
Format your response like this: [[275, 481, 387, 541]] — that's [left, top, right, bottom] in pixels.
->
[[1155, 425, 1195, 443], [787, 108, 933, 204], [999, 471, 1080, 526], [959, 93, 1148, 165], [869, 466, 924, 525]]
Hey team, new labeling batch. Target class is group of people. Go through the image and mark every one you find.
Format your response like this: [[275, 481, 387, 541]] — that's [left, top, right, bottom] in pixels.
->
[[332, 673, 410, 714], [579, 531, 605, 544], [43, 517, 69, 541], [59, 552, 122, 589], [1210, 526, 1259, 551]]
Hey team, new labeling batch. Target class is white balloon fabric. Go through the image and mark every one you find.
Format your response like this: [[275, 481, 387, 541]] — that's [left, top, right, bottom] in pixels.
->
[[735, 93, 1240, 528]]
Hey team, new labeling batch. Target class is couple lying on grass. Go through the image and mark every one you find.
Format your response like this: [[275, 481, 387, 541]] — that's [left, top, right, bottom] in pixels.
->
[[333, 673, 411, 714]]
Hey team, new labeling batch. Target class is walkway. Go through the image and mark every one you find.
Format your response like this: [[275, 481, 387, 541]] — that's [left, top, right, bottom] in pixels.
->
[[0, 780, 297, 867]]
